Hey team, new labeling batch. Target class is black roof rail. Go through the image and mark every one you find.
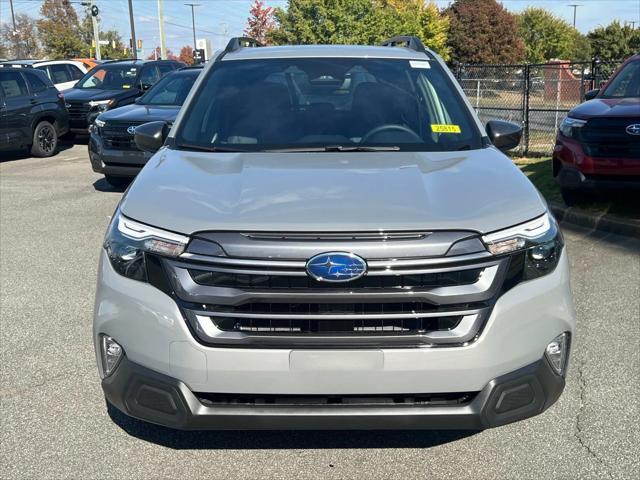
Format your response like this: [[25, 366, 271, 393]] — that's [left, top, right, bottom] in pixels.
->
[[224, 37, 263, 53], [380, 36, 427, 54]]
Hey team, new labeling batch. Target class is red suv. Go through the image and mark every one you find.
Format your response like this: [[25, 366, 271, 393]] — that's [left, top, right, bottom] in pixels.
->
[[553, 55, 640, 205]]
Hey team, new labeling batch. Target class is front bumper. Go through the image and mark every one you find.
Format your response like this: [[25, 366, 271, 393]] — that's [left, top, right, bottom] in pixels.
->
[[103, 355, 565, 430], [89, 129, 151, 177]]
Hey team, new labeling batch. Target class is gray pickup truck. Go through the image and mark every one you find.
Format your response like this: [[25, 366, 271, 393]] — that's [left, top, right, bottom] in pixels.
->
[[95, 37, 575, 430]]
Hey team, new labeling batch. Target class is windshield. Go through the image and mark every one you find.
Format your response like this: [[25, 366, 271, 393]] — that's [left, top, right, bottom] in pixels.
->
[[76, 65, 139, 90], [138, 71, 198, 106], [601, 60, 640, 98], [175, 58, 482, 152]]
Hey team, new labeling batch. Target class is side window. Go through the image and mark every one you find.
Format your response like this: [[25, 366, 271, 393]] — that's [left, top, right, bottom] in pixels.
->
[[67, 64, 85, 80], [35, 65, 51, 80], [158, 64, 174, 77], [139, 66, 160, 87], [25, 72, 49, 94], [49, 64, 72, 84], [0, 70, 29, 98]]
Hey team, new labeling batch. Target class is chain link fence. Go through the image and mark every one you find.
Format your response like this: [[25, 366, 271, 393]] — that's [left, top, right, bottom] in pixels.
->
[[453, 59, 625, 155]]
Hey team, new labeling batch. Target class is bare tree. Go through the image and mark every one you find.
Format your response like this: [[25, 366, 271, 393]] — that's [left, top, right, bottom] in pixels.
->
[[1, 13, 42, 59]]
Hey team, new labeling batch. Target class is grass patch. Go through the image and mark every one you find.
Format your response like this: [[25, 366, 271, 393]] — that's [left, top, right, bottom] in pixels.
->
[[513, 157, 640, 221], [513, 157, 561, 202]]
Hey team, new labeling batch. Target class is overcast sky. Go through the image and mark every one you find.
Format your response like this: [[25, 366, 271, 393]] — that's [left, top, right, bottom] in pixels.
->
[[3, 0, 639, 57]]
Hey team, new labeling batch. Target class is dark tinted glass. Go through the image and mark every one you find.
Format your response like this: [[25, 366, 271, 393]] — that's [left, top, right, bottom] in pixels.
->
[[175, 58, 481, 152], [139, 71, 198, 106], [77, 65, 139, 89], [68, 64, 85, 80], [0, 70, 29, 98], [139, 66, 160, 87], [25, 71, 49, 93], [49, 64, 73, 84], [602, 60, 640, 98]]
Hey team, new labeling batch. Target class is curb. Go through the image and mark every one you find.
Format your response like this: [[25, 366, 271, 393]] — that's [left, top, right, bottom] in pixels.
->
[[549, 201, 640, 237]]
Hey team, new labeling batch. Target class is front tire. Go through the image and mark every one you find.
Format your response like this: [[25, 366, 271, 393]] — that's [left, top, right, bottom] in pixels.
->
[[30, 121, 58, 157], [104, 175, 132, 188]]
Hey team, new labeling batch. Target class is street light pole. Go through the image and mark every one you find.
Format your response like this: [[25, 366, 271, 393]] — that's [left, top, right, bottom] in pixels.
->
[[9, 0, 17, 32], [90, 0, 101, 60], [127, 0, 137, 59], [568, 4, 582, 29], [185, 3, 201, 51]]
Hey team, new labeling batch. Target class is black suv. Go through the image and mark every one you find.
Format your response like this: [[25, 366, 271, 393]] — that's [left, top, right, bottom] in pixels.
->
[[89, 65, 202, 186], [63, 59, 183, 134], [0, 68, 69, 157]]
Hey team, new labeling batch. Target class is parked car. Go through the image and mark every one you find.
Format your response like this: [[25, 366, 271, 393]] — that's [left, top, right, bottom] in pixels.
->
[[553, 54, 640, 205], [0, 67, 68, 157], [89, 65, 203, 186], [0, 59, 88, 91], [96, 36, 574, 431], [63, 59, 184, 135], [73, 58, 102, 71]]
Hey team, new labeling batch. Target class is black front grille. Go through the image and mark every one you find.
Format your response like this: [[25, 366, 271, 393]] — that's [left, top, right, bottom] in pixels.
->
[[210, 314, 463, 335], [579, 117, 640, 158], [67, 101, 90, 119], [188, 268, 483, 290], [195, 391, 477, 406], [207, 301, 482, 315], [101, 123, 142, 150]]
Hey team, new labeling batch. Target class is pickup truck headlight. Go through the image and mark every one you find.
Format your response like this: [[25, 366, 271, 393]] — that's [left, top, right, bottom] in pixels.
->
[[482, 212, 563, 279], [559, 116, 586, 138], [104, 210, 190, 281], [94, 117, 106, 128]]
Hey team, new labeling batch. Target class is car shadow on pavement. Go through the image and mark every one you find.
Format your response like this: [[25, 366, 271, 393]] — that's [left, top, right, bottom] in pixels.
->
[[92, 178, 130, 193], [107, 403, 477, 449], [0, 141, 75, 163]]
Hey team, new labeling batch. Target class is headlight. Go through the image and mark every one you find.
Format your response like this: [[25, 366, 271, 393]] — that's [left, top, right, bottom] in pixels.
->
[[94, 117, 106, 128], [104, 210, 190, 281], [559, 116, 586, 138], [89, 99, 115, 112], [482, 212, 563, 280]]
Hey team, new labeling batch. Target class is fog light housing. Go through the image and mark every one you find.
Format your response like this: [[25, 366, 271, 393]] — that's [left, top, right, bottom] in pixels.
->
[[100, 335, 124, 377], [545, 332, 570, 376]]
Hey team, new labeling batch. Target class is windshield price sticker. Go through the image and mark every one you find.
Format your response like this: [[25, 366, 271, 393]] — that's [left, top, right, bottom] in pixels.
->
[[410, 60, 431, 69], [431, 124, 461, 133]]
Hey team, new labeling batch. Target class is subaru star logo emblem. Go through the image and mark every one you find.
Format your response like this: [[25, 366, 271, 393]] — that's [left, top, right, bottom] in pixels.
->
[[625, 124, 640, 136], [127, 126, 137, 135], [306, 252, 367, 282]]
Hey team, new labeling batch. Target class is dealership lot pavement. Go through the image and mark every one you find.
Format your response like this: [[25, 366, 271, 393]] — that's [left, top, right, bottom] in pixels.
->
[[1, 144, 638, 479]]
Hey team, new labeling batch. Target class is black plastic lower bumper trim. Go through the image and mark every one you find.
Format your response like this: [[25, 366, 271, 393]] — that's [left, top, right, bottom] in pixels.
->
[[102, 356, 565, 431]]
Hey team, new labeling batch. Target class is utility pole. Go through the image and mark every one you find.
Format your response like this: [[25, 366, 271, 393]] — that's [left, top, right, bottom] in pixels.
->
[[157, 0, 167, 59], [568, 4, 581, 29], [9, 0, 17, 32], [185, 3, 201, 51], [127, 0, 137, 59]]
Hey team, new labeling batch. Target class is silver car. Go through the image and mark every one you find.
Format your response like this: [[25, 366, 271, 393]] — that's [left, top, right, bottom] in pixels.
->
[[95, 36, 575, 430]]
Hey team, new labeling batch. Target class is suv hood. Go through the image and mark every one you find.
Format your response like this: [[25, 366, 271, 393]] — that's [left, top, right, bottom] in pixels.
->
[[99, 103, 180, 123], [120, 148, 546, 235], [569, 97, 640, 119], [62, 88, 137, 102]]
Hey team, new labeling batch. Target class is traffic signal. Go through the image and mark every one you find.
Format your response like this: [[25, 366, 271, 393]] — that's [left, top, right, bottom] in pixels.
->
[[193, 48, 206, 64]]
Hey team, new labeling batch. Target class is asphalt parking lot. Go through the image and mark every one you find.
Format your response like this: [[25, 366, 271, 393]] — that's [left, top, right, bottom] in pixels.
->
[[1, 142, 638, 479]]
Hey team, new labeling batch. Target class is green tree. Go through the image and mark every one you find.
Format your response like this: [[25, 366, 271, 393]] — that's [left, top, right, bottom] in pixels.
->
[[270, 0, 383, 45], [38, 0, 84, 59], [518, 8, 590, 63], [1, 13, 42, 59], [446, 0, 524, 64], [384, 1, 450, 60], [588, 21, 640, 61], [269, 0, 450, 59]]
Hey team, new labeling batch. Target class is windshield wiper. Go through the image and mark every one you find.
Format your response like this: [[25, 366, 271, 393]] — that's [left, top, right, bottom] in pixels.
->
[[176, 143, 249, 152], [266, 145, 401, 153]]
